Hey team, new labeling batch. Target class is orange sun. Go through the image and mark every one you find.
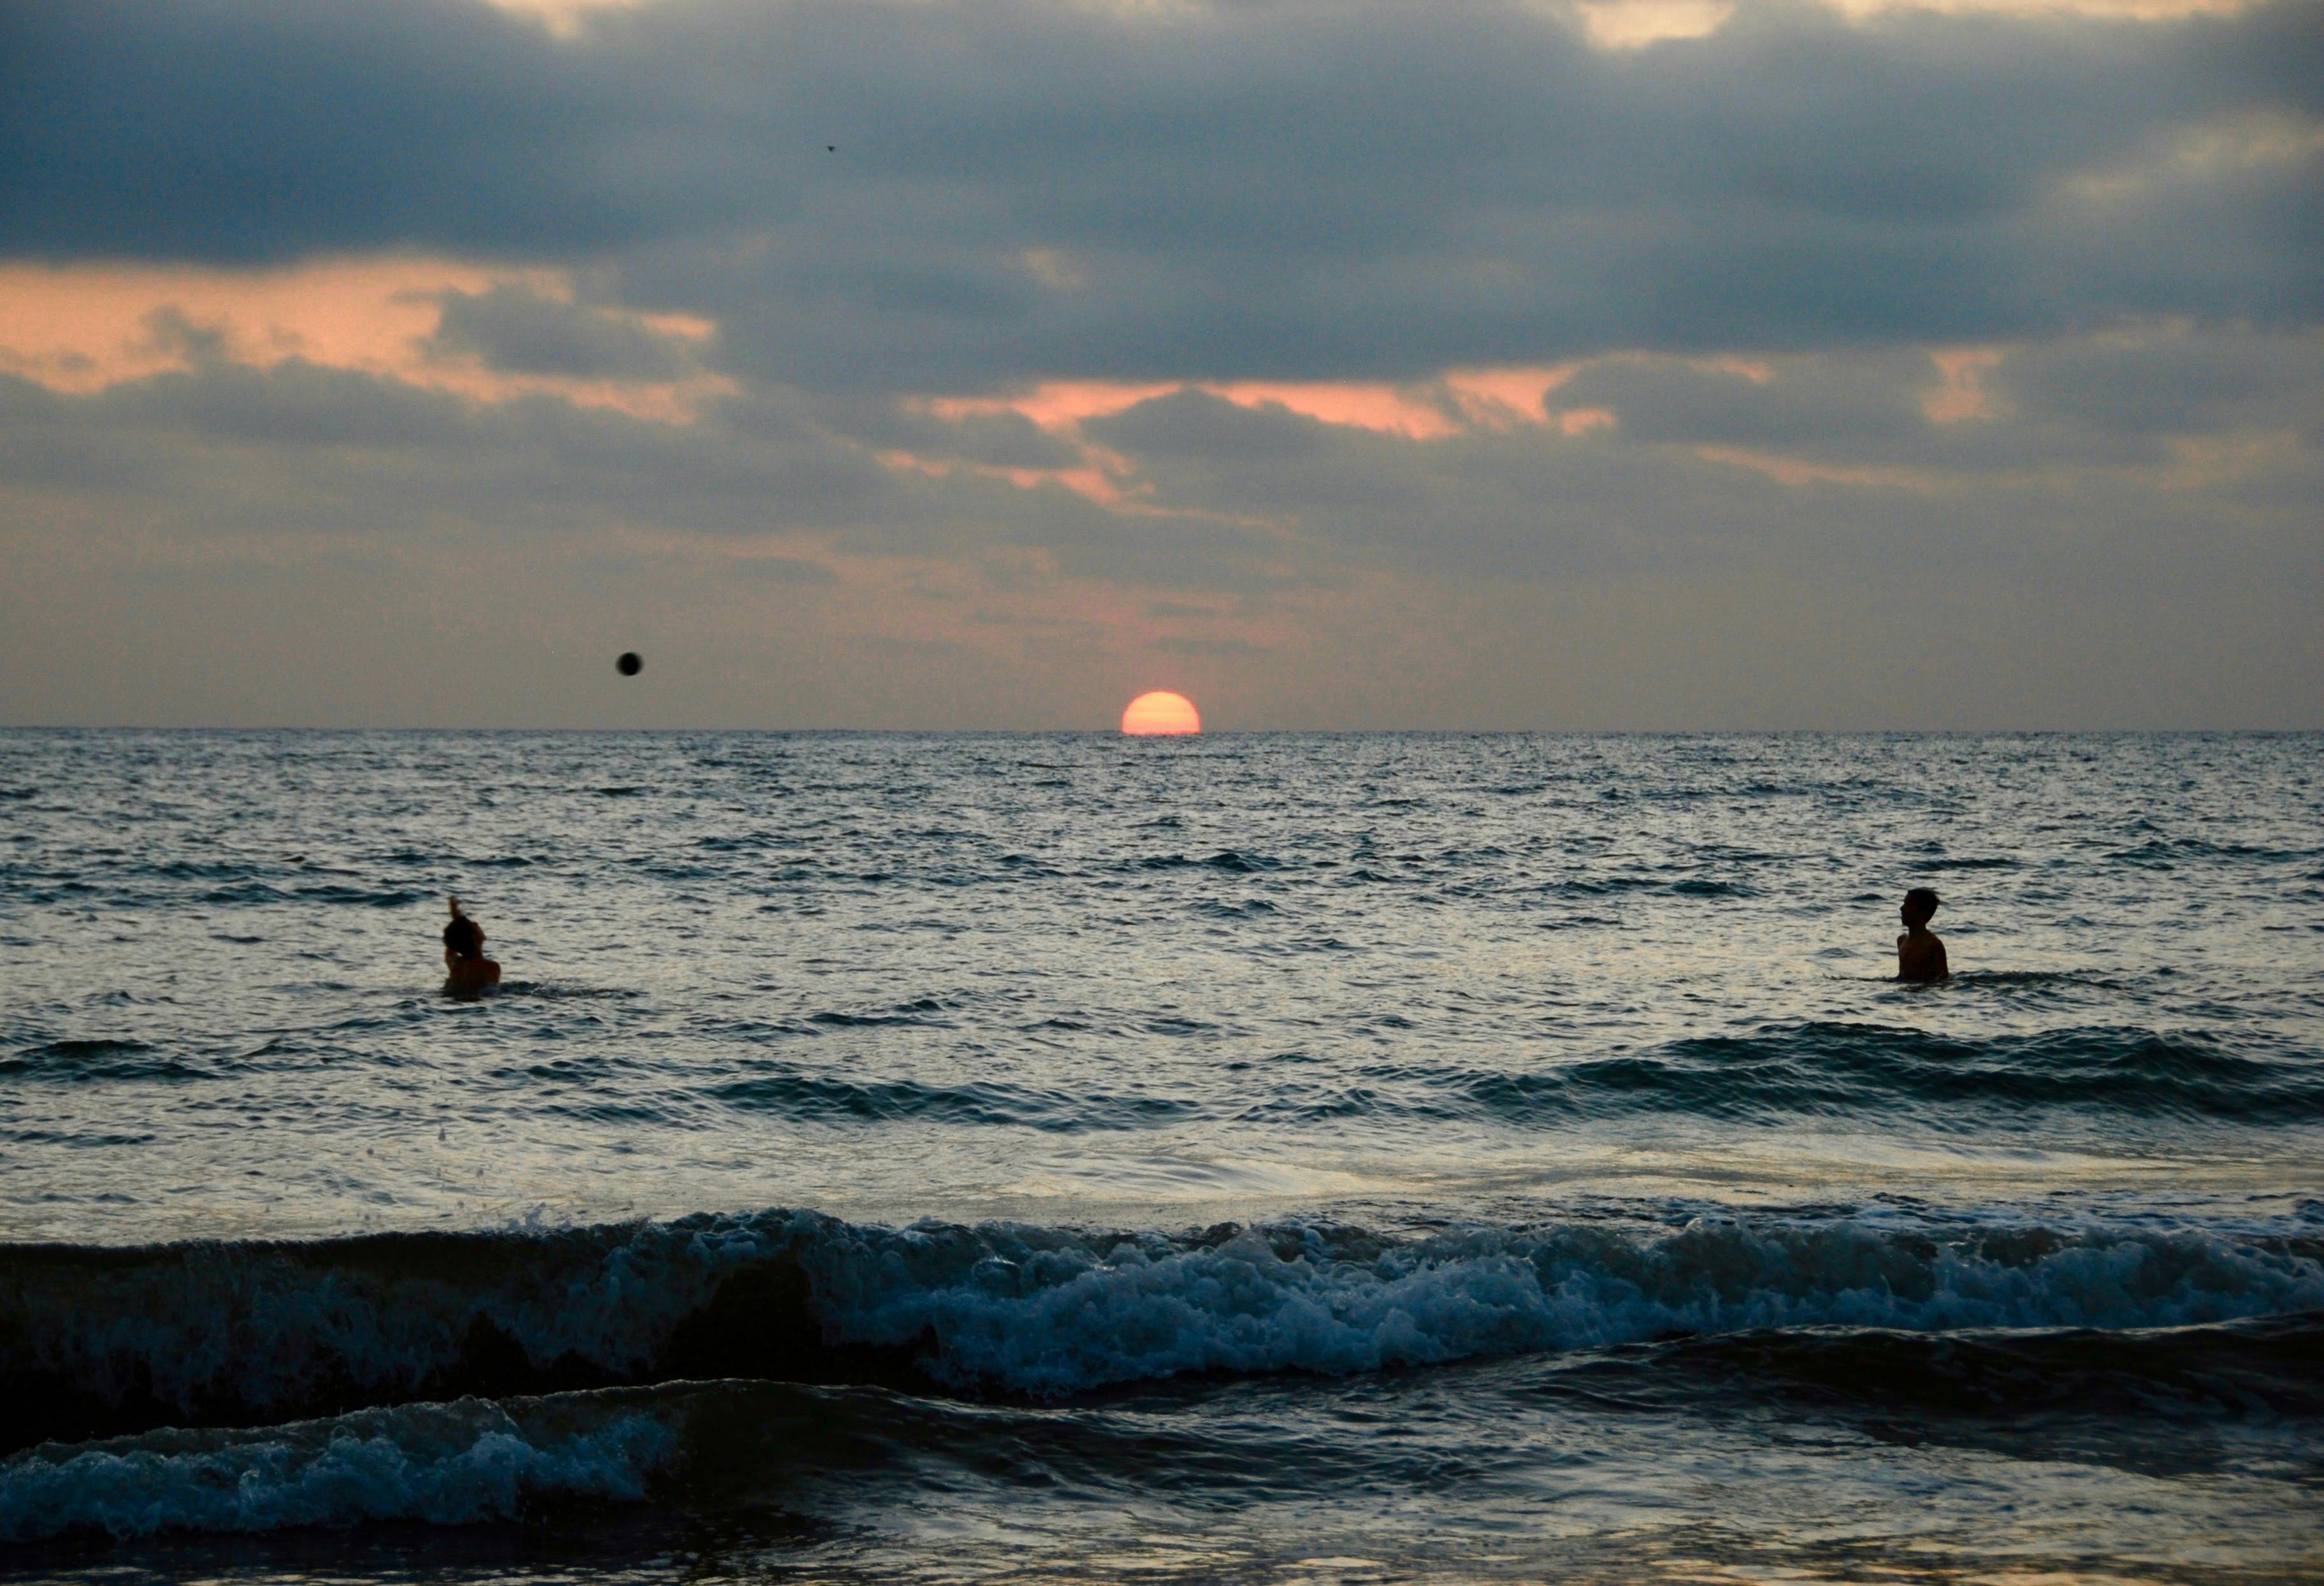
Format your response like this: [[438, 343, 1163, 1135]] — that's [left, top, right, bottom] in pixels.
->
[[1120, 691, 1201, 735]]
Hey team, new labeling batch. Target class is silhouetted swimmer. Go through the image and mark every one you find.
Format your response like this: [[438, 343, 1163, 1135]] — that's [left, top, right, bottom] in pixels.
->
[[1897, 887, 1949, 983], [443, 897, 502, 992]]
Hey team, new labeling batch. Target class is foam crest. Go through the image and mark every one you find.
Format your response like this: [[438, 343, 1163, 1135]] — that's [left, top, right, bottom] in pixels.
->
[[0, 1395, 675, 1542], [806, 1218, 2324, 1394], [6, 1210, 2320, 1441]]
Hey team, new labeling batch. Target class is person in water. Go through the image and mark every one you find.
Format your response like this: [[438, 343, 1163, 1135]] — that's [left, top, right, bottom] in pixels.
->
[[1897, 886, 1949, 983], [443, 897, 501, 989]]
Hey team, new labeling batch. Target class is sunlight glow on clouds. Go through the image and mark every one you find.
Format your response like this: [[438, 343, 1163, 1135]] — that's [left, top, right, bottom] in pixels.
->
[[1923, 349, 2007, 424], [1573, 0, 1736, 48], [1692, 447, 1940, 491], [1821, 0, 2256, 14], [2058, 113, 2324, 208], [930, 374, 1615, 448], [0, 261, 733, 423], [856, 328, 2295, 552], [904, 352, 2015, 512], [492, 0, 2270, 36], [876, 445, 1139, 511]]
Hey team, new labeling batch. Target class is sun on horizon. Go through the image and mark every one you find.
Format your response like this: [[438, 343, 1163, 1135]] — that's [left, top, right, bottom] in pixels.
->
[[1120, 691, 1201, 735]]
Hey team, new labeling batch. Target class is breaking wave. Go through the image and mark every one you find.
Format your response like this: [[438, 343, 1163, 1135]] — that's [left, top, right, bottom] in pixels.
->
[[0, 1392, 676, 1543], [7, 1310, 2321, 1545], [6, 1208, 2320, 1452]]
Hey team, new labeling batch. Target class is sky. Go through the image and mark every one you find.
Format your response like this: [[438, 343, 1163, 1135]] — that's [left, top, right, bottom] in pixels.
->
[[1, 0, 2318, 730]]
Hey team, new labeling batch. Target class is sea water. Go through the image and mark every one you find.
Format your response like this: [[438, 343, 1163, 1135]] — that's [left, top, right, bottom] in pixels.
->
[[1, 731, 2318, 1583]]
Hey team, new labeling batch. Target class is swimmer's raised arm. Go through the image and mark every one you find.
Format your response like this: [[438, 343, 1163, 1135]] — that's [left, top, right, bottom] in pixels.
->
[[440, 895, 502, 990], [444, 896, 486, 965]]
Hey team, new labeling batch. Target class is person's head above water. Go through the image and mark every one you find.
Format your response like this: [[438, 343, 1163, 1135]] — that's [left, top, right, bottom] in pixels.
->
[[444, 896, 484, 958], [1902, 886, 1941, 931]]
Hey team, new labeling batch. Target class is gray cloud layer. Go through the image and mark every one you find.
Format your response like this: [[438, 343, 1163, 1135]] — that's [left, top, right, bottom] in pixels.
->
[[6, 0, 2320, 388]]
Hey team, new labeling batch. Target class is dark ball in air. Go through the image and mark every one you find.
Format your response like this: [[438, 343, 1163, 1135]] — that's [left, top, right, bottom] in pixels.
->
[[616, 652, 642, 677]]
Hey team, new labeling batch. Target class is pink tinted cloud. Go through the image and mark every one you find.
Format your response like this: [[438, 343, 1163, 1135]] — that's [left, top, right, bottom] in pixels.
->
[[0, 259, 732, 422], [1441, 366, 1577, 427], [932, 377, 1466, 442], [1924, 347, 2007, 423], [1695, 445, 1937, 491], [924, 382, 1179, 433], [1200, 381, 1461, 440], [898, 366, 1631, 516], [925, 367, 1629, 459], [879, 445, 1136, 508]]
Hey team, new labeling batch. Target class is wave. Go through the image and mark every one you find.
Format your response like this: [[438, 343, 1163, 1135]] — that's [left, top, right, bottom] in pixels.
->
[[0, 1392, 676, 1543], [812, 1216, 2324, 1397], [1126, 851, 1288, 874], [8, 1308, 2320, 1545], [6, 1209, 2320, 1452], [707, 1065, 1197, 1130], [2110, 835, 2319, 869], [6, 1020, 2311, 1123], [1594, 1308, 2324, 1421], [0, 1040, 206, 1085], [1443, 1021, 2324, 1125]]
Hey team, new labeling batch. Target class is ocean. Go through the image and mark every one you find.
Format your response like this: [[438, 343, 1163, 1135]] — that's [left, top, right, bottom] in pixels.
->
[[2, 730, 2319, 1583]]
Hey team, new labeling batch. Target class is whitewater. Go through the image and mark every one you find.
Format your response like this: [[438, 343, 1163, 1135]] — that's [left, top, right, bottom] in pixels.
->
[[3, 731, 2319, 1583]]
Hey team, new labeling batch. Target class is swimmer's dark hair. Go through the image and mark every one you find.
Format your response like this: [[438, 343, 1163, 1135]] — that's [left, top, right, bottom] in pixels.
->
[[444, 898, 484, 959], [1903, 886, 1941, 915]]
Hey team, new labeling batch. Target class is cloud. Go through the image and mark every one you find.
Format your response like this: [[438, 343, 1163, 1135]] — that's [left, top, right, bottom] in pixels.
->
[[103, 357, 482, 451], [4, 0, 2318, 394], [3, 315, 2318, 726], [727, 552, 841, 582], [1993, 319, 2324, 439], [0, 259, 737, 421], [11, 317, 2310, 580], [424, 284, 709, 380], [1085, 389, 1327, 461], [1554, 354, 1934, 451]]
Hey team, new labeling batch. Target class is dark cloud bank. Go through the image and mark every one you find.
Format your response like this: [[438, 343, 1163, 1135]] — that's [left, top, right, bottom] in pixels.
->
[[6, 0, 2319, 384]]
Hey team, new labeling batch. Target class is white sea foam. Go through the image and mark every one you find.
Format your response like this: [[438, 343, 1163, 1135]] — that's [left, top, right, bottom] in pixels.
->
[[804, 1217, 2324, 1394], [5, 1214, 2321, 1541], [0, 1396, 676, 1542], [6, 1212, 2320, 1417]]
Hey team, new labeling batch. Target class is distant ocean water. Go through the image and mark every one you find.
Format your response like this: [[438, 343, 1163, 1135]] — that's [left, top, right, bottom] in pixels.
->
[[2, 730, 2319, 1584]]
